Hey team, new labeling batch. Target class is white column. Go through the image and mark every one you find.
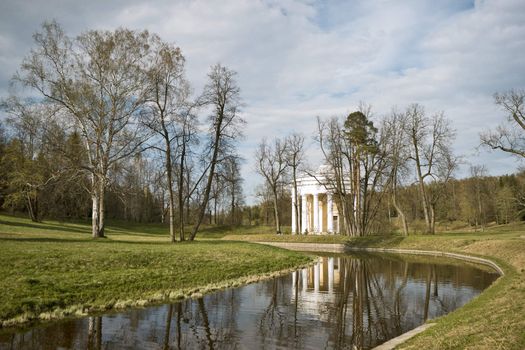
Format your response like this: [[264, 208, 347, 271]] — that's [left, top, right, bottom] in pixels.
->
[[318, 197, 323, 233], [302, 269, 308, 292], [327, 194, 333, 233], [292, 271, 297, 288], [301, 194, 308, 234], [313, 193, 319, 233], [328, 257, 334, 293], [314, 262, 320, 292], [291, 188, 296, 234]]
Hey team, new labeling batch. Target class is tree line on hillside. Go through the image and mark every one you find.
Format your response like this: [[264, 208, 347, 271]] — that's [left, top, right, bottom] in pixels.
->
[[0, 21, 245, 241], [255, 91, 525, 236]]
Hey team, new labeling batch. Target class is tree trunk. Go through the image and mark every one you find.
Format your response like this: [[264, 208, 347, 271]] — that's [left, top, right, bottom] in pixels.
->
[[26, 192, 38, 222], [166, 142, 176, 243], [231, 182, 236, 225], [91, 193, 100, 238], [430, 203, 436, 234], [91, 173, 101, 238], [177, 134, 187, 242], [98, 179, 106, 237], [292, 167, 300, 234], [189, 107, 224, 241], [413, 139, 433, 234], [391, 180, 409, 236], [272, 187, 281, 234]]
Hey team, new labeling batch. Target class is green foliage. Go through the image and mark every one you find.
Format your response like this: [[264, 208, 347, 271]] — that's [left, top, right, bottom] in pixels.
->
[[343, 111, 379, 153]]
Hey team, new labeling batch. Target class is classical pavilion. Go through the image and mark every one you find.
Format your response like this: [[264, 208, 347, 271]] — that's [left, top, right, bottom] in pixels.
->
[[292, 165, 341, 234]]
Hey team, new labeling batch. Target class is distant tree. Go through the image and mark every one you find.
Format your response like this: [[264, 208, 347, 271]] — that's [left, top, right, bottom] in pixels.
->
[[481, 89, 525, 159], [470, 165, 488, 231], [495, 184, 515, 224], [255, 138, 289, 234], [1, 99, 61, 221], [403, 104, 457, 234], [219, 155, 244, 225], [285, 133, 305, 234], [0, 120, 8, 207]]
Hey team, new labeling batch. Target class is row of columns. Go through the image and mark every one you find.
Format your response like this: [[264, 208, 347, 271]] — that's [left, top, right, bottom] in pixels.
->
[[292, 190, 334, 234]]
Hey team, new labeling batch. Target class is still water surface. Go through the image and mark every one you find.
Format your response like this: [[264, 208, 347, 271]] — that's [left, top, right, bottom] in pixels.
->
[[0, 253, 499, 350]]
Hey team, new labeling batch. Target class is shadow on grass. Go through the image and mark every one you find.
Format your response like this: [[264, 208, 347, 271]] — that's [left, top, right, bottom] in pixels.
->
[[0, 237, 89, 244], [0, 236, 252, 247], [0, 220, 90, 234]]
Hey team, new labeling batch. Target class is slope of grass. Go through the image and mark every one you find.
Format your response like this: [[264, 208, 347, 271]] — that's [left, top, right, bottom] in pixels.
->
[[0, 214, 312, 327]]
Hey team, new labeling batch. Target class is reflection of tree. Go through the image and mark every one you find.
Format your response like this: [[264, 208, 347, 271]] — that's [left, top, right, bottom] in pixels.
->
[[176, 303, 183, 350], [163, 304, 173, 350], [87, 316, 102, 350], [331, 256, 416, 349], [423, 266, 432, 321], [293, 271, 299, 339], [393, 261, 409, 333], [198, 298, 215, 350], [258, 279, 286, 340]]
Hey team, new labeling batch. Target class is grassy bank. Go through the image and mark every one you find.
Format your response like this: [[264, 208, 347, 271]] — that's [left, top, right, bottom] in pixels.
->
[[0, 214, 312, 327]]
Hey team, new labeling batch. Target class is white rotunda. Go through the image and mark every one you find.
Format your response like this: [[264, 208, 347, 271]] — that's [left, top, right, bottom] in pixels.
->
[[292, 165, 340, 234]]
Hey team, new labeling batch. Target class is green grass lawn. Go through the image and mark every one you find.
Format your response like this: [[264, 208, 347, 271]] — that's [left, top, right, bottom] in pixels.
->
[[0, 214, 312, 327]]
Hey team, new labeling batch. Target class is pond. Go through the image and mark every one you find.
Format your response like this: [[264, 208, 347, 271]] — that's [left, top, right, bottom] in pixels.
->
[[0, 252, 499, 350]]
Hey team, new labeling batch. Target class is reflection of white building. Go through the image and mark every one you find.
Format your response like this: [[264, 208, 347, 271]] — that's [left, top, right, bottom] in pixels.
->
[[292, 257, 342, 292], [291, 257, 343, 319], [292, 166, 341, 234]]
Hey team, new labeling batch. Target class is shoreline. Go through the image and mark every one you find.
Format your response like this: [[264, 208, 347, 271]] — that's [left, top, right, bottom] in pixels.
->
[[0, 255, 318, 329], [256, 241, 505, 275]]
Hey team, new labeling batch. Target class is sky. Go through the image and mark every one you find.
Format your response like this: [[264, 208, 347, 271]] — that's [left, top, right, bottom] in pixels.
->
[[0, 0, 524, 204]]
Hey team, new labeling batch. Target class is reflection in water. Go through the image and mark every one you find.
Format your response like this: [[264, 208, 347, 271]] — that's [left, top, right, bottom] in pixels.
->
[[87, 317, 102, 350], [0, 253, 498, 350]]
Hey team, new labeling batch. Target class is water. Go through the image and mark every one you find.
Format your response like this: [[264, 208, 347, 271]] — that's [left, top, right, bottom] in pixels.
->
[[0, 253, 499, 350]]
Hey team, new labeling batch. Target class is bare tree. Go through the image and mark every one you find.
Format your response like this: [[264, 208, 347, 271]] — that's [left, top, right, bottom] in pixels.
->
[[143, 36, 187, 242], [316, 117, 352, 235], [189, 64, 244, 241], [16, 22, 152, 238], [481, 89, 525, 158], [285, 133, 305, 234], [470, 164, 487, 231], [255, 138, 289, 234], [404, 104, 457, 234], [219, 155, 244, 225], [382, 110, 410, 235]]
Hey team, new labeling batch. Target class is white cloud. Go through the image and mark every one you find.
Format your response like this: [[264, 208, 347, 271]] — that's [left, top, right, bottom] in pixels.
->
[[1, 0, 524, 203]]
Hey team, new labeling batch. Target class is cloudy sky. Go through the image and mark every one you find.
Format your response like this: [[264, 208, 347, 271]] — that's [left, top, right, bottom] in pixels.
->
[[1, 0, 524, 203]]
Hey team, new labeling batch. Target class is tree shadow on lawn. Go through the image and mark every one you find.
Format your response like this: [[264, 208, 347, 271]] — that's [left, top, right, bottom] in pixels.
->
[[0, 219, 90, 234], [0, 236, 169, 246], [0, 236, 89, 244]]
